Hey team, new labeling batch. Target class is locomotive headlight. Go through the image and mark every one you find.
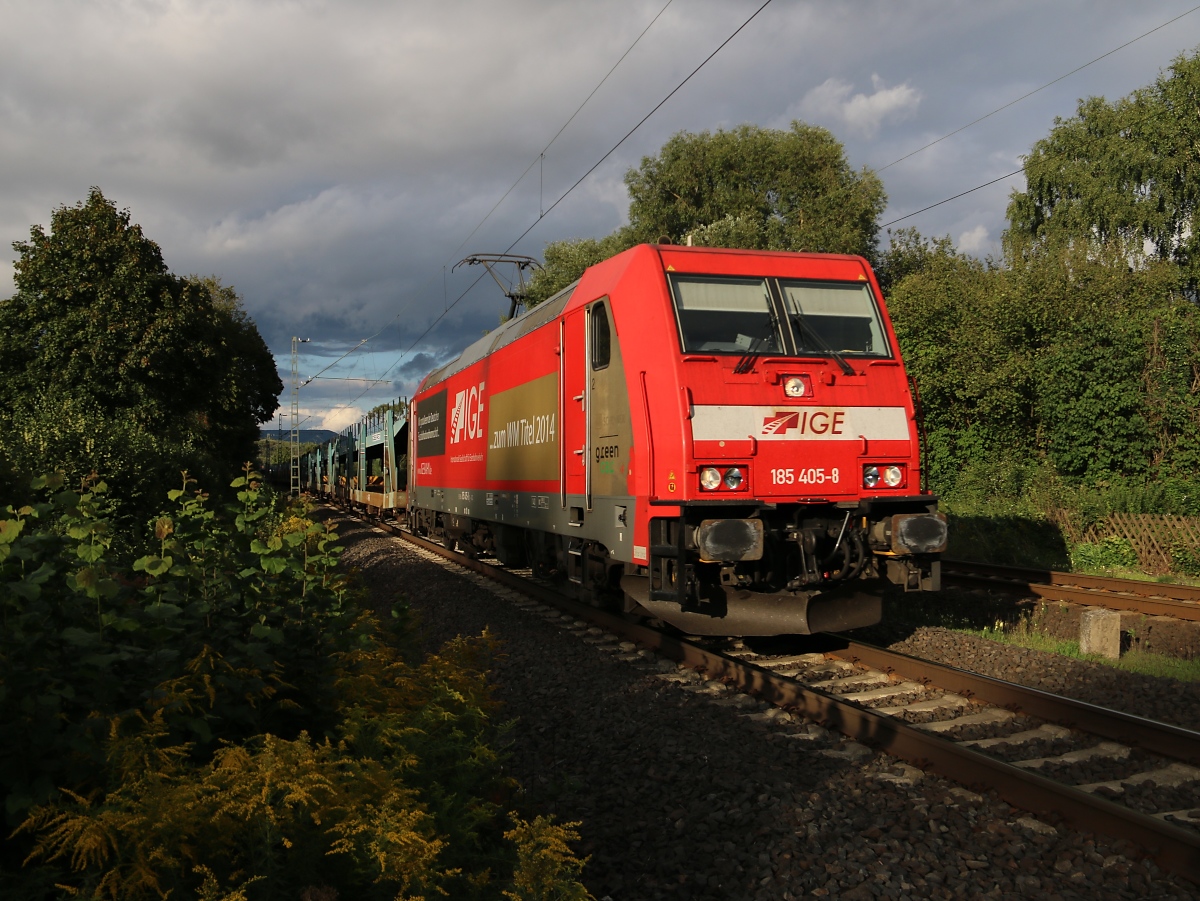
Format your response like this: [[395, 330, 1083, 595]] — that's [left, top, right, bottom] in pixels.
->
[[723, 467, 744, 490], [883, 465, 904, 487], [783, 375, 807, 397], [862, 465, 880, 488], [699, 467, 723, 490]]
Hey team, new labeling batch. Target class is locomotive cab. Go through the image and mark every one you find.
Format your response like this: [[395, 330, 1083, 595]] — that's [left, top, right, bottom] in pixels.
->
[[615, 248, 946, 635]]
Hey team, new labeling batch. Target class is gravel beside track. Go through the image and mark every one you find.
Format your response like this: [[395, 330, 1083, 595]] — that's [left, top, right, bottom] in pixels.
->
[[881, 628, 1200, 732], [336, 516, 1195, 900]]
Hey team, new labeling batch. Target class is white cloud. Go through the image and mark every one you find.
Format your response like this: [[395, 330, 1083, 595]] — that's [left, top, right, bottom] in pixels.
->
[[201, 186, 404, 257], [318, 406, 365, 433], [958, 224, 990, 255], [797, 74, 921, 140]]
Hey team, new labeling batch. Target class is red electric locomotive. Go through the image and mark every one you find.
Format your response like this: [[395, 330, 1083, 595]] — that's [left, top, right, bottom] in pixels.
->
[[408, 244, 946, 636]]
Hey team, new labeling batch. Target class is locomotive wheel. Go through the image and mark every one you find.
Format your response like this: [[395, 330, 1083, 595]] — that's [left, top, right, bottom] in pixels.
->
[[525, 530, 559, 580]]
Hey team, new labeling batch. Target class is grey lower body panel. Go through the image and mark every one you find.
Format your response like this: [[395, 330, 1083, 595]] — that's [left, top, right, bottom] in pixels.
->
[[411, 486, 636, 564]]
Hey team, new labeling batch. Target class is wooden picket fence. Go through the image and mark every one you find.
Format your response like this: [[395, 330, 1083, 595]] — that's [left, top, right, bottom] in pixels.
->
[[1047, 510, 1200, 574]]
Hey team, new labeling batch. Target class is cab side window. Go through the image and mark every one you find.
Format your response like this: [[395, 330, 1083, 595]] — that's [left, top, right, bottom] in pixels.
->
[[591, 302, 611, 370]]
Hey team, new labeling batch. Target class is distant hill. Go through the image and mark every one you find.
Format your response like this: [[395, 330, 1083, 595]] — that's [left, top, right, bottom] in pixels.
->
[[259, 429, 338, 444]]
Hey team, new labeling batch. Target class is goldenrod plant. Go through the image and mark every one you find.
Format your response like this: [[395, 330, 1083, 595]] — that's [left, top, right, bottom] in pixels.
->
[[0, 469, 592, 900]]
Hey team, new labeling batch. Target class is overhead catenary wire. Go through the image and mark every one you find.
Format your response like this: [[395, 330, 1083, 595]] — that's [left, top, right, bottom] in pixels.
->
[[317, 1, 1199, 415], [877, 3, 1200, 174], [867, 4, 1200, 232], [449, 0, 677, 263], [499, 1, 1195, 274], [325, 0, 777, 415], [880, 92, 1174, 230], [501, 0, 775, 254], [880, 168, 1025, 229], [298, 0, 676, 395], [300, 337, 369, 387], [316, 266, 492, 416]]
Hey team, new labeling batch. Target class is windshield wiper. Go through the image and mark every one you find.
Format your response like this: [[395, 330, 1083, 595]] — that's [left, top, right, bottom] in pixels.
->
[[791, 313, 855, 376], [733, 313, 778, 374]]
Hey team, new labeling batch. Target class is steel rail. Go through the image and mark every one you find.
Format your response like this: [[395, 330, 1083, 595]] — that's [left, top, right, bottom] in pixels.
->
[[945, 559, 1200, 601], [834, 640, 1200, 764], [944, 560, 1200, 622], [345, 514, 1200, 883]]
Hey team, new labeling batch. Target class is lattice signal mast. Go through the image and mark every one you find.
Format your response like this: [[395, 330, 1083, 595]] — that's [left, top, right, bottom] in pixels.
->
[[291, 337, 310, 496]]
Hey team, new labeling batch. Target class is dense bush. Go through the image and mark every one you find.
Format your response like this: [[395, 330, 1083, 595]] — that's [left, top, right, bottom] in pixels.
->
[[882, 53, 1200, 564], [0, 472, 590, 900], [1069, 536, 1140, 573], [1171, 546, 1200, 578], [941, 512, 1071, 571]]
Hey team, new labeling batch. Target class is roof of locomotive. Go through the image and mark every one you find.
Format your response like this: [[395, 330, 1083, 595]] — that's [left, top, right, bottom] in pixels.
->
[[653, 243, 874, 278], [418, 278, 579, 391], [414, 243, 880, 393]]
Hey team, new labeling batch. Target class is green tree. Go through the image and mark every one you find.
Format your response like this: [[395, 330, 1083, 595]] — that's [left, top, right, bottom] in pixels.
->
[[525, 122, 886, 305], [885, 235, 1037, 495], [186, 276, 286, 470], [1007, 50, 1200, 285], [523, 232, 633, 306], [999, 47, 1200, 487], [876, 227, 958, 292], [1022, 250, 1196, 483], [884, 50, 1200, 507], [365, 398, 406, 420], [624, 122, 885, 255], [0, 189, 282, 521]]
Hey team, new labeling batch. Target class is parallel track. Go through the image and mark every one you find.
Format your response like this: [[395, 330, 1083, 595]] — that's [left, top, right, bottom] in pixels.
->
[[944, 559, 1200, 622], [344, 511, 1200, 884]]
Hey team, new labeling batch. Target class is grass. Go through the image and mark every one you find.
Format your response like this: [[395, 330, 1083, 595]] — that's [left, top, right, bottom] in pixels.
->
[[1059, 560, 1200, 587], [965, 619, 1200, 683], [970, 622, 1079, 657], [863, 590, 1200, 682]]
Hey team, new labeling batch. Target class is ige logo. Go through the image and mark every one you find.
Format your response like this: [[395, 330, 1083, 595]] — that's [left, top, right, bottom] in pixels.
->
[[450, 382, 485, 444], [761, 412, 800, 435]]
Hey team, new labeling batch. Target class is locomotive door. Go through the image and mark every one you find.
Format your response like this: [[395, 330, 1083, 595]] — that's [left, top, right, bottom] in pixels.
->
[[587, 300, 630, 504], [561, 298, 629, 522], [561, 307, 588, 518]]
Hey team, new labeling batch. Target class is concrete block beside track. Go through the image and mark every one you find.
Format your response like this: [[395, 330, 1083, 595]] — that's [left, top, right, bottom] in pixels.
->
[[1080, 606, 1122, 659]]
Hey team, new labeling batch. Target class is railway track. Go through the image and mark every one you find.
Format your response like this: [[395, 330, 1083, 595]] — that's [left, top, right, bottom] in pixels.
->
[[944, 559, 1200, 622], [345, 510, 1200, 884]]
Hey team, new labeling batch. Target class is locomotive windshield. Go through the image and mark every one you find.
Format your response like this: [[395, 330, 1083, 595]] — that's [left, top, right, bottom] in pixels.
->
[[670, 276, 781, 354], [668, 274, 892, 359], [780, 279, 890, 357]]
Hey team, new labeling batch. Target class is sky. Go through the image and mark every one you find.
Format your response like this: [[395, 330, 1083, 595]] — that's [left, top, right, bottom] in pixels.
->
[[4, 0, 1200, 434]]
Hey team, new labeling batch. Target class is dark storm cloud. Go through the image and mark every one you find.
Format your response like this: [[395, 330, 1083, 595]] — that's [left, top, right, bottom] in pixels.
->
[[4, 0, 1200, 428], [396, 353, 439, 382]]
